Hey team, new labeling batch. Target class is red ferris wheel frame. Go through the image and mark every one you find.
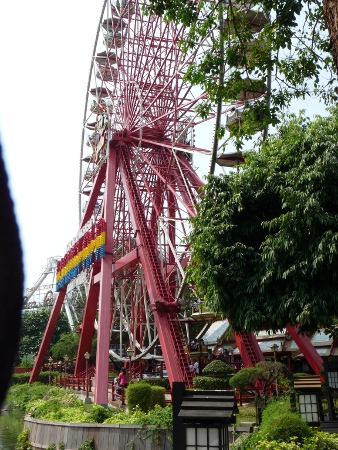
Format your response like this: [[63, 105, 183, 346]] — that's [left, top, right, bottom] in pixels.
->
[[29, 0, 324, 404]]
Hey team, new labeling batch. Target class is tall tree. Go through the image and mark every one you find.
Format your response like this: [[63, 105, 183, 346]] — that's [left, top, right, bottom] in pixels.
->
[[323, 0, 338, 72], [19, 308, 70, 361], [146, 0, 337, 147], [187, 108, 338, 333]]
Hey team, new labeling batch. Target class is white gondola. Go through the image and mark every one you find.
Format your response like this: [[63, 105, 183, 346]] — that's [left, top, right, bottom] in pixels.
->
[[89, 86, 112, 98], [102, 17, 126, 32], [96, 65, 118, 82], [224, 8, 268, 33], [225, 108, 243, 131], [95, 51, 117, 66], [103, 30, 124, 49], [236, 77, 266, 101], [90, 99, 113, 115], [112, 0, 135, 17]]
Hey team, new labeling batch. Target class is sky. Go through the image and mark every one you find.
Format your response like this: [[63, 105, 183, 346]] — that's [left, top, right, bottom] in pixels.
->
[[0, 1, 331, 293], [0, 1, 106, 290], [0, 0, 216, 292]]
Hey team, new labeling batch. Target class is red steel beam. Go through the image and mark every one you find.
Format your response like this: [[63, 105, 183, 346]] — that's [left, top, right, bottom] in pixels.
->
[[95, 148, 117, 405], [286, 325, 324, 380], [29, 288, 67, 382], [74, 263, 101, 376]]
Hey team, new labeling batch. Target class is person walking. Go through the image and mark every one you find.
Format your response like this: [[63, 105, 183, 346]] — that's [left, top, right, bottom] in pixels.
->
[[118, 368, 128, 389]]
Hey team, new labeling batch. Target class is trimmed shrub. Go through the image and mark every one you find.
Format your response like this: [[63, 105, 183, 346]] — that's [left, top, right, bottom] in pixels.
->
[[10, 371, 61, 386], [202, 360, 233, 378], [140, 377, 170, 390], [193, 376, 230, 390], [126, 382, 152, 413], [260, 411, 313, 443], [150, 386, 166, 408]]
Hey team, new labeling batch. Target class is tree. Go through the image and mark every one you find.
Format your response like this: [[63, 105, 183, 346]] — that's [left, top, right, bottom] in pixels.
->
[[145, 0, 337, 147], [50, 332, 80, 360], [323, 0, 338, 72], [229, 361, 287, 397], [18, 308, 70, 361], [187, 108, 338, 333]]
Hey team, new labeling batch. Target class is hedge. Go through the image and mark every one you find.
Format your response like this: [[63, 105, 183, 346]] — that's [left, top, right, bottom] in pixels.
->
[[193, 376, 230, 390], [10, 371, 62, 386]]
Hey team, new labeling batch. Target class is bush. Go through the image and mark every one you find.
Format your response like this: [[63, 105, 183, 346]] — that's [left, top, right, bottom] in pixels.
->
[[140, 377, 170, 390], [259, 397, 312, 444], [10, 371, 60, 386], [126, 383, 152, 413], [78, 438, 94, 450], [193, 376, 230, 390], [150, 386, 166, 408], [202, 360, 233, 378], [15, 428, 31, 450]]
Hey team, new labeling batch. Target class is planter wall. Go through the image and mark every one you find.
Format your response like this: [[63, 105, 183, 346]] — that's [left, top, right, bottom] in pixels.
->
[[24, 416, 172, 450]]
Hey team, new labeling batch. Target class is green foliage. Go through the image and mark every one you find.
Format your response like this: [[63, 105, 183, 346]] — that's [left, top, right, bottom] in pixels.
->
[[7, 382, 52, 413], [104, 404, 173, 429], [150, 385, 166, 408], [77, 438, 94, 450], [139, 377, 170, 390], [10, 371, 61, 387], [259, 398, 312, 444], [145, 0, 337, 148], [15, 428, 31, 450], [58, 443, 65, 450], [202, 359, 233, 377], [229, 361, 286, 397], [46, 445, 56, 450], [19, 308, 70, 362], [188, 109, 338, 333], [50, 332, 80, 359], [126, 383, 152, 413], [193, 376, 230, 390]]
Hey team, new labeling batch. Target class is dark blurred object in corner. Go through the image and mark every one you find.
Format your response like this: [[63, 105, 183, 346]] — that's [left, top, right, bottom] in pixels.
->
[[0, 141, 24, 408]]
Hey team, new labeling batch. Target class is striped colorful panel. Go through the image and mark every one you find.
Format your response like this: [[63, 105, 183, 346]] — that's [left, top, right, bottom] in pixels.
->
[[56, 228, 106, 291]]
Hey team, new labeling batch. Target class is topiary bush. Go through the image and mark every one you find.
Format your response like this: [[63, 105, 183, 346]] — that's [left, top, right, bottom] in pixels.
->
[[261, 411, 313, 443], [140, 377, 170, 390], [150, 386, 166, 408], [259, 398, 313, 444], [193, 376, 230, 390], [202, 360, 233, 378], [126, 382, 152, 413]]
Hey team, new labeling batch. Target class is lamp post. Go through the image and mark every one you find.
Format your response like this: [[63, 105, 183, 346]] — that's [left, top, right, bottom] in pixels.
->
[[84, 352, 91, 404], [64, 355, 69, 388], [126, 347, 134, 382], [270, 343, 279, 397], [48, 356, 53, 385], [228, 351, 233, 369]]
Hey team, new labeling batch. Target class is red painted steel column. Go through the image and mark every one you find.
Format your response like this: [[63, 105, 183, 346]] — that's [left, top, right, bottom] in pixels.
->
[[29, 288, 67, 382], [94, 148, 117, 406], [74, 263, 100, 375], [286, 325, 324, 380]]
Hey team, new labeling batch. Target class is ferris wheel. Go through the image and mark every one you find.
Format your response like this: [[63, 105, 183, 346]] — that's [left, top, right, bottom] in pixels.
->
[[30, 0, 325, 402], [76, 0, 218, 380]]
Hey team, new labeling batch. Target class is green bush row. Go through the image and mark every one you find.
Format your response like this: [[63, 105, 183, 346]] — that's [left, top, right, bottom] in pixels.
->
[[126, 383, 166, 412], [193, 376, 230, 390], [138, 377, 170, 390], [231, 431, 338, 450], [10, 371, 62, 386]]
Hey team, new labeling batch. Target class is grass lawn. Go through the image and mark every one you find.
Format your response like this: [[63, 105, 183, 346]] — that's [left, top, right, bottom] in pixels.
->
[[236, 401, 256, 424]]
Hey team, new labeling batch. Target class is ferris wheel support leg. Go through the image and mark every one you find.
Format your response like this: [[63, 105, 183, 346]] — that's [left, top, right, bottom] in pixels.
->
[[286, 325, 324, 380], [94, 148, 117, 406], [74, 263, 100, 376], [29, 288, 67, 382]]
